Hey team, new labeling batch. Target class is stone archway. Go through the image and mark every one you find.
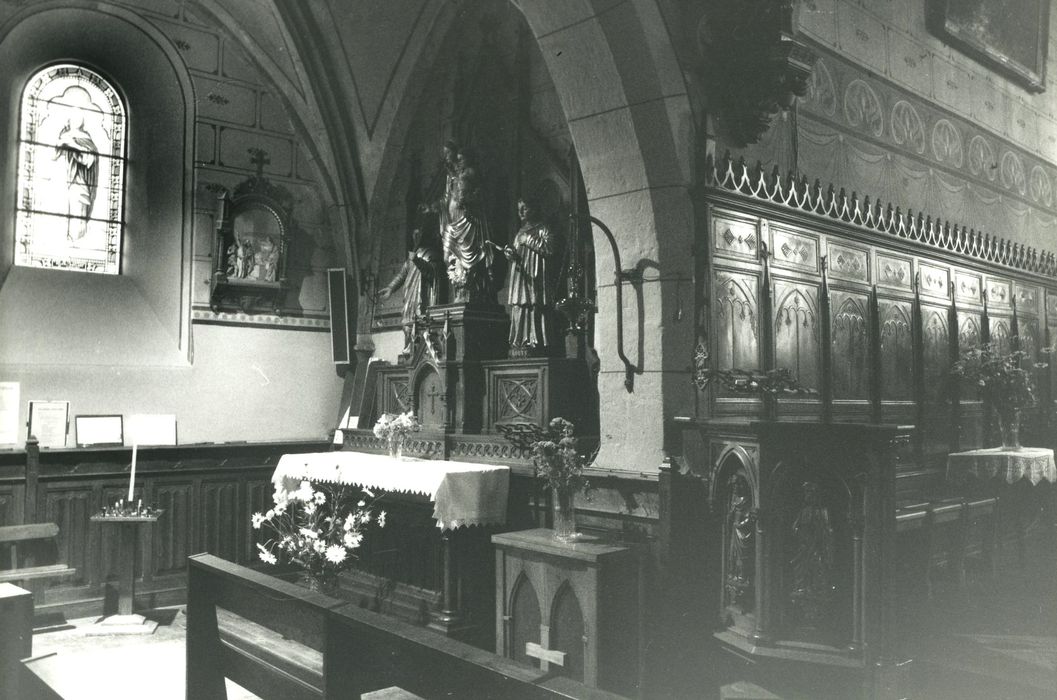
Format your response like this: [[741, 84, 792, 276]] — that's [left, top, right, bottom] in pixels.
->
[[367, 0, 696, 472]]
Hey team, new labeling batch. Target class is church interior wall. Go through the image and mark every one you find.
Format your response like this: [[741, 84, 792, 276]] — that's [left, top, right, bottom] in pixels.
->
[[719, 0, 1057, 251], [0, 1, 345, 444]]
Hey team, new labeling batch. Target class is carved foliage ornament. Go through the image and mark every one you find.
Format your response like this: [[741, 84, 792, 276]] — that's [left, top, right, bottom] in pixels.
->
[[694, 1, 816, 146]]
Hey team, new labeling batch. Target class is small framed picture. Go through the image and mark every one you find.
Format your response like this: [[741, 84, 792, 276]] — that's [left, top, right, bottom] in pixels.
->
[[75, 415, 124, 447], [27, 400, 69, 449]]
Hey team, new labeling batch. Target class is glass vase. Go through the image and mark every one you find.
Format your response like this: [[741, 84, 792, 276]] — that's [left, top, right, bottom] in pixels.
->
[[300, 571, 339, 597], [999, 409, 1022, 451], [387, 433, 404, 459], [551, 486, 579, 542]]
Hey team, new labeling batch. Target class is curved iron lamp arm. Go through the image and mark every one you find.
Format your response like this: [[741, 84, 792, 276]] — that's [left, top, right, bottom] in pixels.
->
[[581, 215, 641, 392]]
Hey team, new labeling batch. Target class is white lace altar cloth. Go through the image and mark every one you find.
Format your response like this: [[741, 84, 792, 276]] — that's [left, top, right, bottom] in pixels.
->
[[272, 452, 510, 530], [946, 447, 1057, 486]]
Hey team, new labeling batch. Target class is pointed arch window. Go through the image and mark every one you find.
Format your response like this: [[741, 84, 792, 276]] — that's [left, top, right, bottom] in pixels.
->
[[15, 64, 126, 274]]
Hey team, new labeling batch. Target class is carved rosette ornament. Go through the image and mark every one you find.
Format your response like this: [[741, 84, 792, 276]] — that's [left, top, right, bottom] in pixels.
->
[[693, 0, 816, 146]]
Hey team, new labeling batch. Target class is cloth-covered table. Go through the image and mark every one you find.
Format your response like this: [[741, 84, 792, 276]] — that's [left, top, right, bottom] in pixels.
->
[[946, 447, 1057, 485], [272, 452, 510, 530]]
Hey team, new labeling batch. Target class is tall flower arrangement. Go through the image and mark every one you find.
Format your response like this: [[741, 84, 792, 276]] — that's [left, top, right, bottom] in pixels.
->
[[531, 417, 587, 491], [531, 417, 588, 541], [373, 411, 421, 457], [252, 480, 385, 591], [951, 341, 1047, 408], [951, 340, 1049, 448]]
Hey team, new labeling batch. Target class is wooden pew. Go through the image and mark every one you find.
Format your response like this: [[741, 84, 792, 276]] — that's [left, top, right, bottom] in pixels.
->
[[0, 524, 77, 590], [187, 554, 623, 700]]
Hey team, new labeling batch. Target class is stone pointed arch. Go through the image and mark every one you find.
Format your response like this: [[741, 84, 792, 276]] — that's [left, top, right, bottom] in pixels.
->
[[365, 0, 695, 472]]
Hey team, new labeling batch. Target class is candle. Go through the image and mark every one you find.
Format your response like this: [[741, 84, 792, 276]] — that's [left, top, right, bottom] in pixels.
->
[[128, 443, 138, 502]]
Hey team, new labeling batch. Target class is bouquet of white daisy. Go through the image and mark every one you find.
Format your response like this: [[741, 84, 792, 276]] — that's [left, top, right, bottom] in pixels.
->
[[252, 479, 385, 592]]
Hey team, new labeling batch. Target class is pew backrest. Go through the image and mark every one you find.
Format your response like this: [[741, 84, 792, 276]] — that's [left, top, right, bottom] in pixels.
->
[[0, 523, 76, 587]]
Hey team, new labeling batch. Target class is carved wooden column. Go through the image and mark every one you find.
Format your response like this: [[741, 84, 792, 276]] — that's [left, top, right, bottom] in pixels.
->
[[751, 503, 773, 646], [759, 240, 776, 420], [428, 529, 463, 634], [820, 256, 833, 422]]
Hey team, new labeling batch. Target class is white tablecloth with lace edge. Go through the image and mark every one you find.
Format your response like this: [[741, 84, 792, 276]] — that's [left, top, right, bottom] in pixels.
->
[[272, 452, 510, 530], [946, 447, 1057, 485]]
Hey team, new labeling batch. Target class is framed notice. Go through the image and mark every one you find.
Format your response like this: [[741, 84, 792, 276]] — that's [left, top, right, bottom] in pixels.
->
[[75, 415, 124, 447], [927, 0, 1050, 92], [28, 400, 69, 448], [0, 382, 19, 446]]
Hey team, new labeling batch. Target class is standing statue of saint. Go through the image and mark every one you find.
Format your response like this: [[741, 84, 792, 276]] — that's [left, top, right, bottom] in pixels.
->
[[53, 116, 98, 241], [377, 226, 439, 357], [503, 197, 553, 356], [788, 481, 835, 626], [724, 476, 756, 609], [422, 141, 493, 303]]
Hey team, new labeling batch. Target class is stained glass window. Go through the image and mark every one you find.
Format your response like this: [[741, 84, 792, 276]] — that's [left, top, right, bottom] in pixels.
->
[[15, 64, 126, 274]]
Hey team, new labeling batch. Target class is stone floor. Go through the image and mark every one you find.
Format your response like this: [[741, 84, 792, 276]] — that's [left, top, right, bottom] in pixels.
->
[[902, 533, 1057, 700]]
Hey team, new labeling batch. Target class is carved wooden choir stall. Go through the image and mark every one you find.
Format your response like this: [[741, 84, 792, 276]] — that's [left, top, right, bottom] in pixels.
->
[[663, 153, 1057, 699]]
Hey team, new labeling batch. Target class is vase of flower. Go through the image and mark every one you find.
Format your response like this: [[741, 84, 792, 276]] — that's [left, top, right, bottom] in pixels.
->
[[388, 433, 404, 459], [551, 485, 578, 542], [300, 571, 340, 596], [999, 407, 1022, 451], [374, 411, 420, 460], [952, 339, 1050, 451], [530, 417, 588, 543], [252, 479, 386, 596]]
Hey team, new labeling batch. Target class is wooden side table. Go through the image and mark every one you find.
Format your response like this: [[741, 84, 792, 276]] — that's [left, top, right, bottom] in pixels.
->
[[88, 512, 163, 635], [492, 529, 640, 696]]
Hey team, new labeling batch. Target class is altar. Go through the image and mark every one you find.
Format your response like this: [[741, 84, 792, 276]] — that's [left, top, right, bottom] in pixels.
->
[[272, 451, 510, 530], [272, 452, 511, 645]]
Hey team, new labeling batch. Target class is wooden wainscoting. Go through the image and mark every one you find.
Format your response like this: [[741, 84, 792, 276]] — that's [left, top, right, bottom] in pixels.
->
[[0, 438, 329, 620]]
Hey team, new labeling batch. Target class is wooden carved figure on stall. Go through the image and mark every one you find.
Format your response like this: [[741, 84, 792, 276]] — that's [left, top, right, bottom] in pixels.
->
[[377, 225, 440, 358], [724, 474, 756, 610], [788, 481, 836, 628], [422, 140, 494, 303], [504, 197, 553, 357]]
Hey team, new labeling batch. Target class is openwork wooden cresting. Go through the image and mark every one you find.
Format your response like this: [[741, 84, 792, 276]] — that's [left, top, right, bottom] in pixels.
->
[[705, 152, 1057, 278]]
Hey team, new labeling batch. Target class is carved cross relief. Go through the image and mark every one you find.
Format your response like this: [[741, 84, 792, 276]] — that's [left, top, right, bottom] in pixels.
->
[[525, 624, 567, 672]]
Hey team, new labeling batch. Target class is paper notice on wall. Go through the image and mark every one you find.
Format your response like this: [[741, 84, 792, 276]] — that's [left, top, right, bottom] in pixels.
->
[[0, 383, 19, 446], [127, 414, 177, 446]]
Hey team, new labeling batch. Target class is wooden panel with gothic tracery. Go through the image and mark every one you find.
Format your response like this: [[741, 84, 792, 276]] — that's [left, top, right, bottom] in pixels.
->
[[921, 304, 951, 406], [989, 316, 1012, 355], [830, 290, 870, 401], [712, 270, 760, 373], [773, 281, 821, 392], [878, 298, 914, 402]]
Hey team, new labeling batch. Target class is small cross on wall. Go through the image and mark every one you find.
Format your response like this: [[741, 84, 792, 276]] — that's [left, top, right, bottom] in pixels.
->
[[525, 641, 566, 672], [247, 147, 271, 178]]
